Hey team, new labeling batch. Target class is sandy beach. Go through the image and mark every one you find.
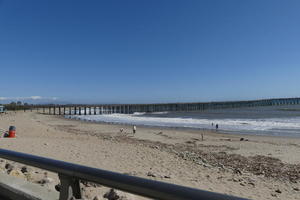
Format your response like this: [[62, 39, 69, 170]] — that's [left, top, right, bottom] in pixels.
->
[[0, 111, 299, 200]]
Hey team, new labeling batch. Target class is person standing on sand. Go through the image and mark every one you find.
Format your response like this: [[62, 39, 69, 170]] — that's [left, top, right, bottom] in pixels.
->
[[216, 124, 219, 130], [133, 125, 136, 134]]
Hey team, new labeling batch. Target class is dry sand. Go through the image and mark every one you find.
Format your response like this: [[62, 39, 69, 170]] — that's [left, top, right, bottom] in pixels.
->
[[0, 111, 299, 199]]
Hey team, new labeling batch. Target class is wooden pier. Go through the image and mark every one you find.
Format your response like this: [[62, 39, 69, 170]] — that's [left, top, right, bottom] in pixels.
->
[[32, 97, 300, 115]]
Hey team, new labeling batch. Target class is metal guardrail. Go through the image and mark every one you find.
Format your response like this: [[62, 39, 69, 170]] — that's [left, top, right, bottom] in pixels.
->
[[0, 148, 250, 200]]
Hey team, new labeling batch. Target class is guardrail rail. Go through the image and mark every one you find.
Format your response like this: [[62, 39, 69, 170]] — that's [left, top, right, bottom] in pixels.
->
[[0, 148, 250, 200]]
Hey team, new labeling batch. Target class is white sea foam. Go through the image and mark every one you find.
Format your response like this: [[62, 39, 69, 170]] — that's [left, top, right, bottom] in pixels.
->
[[132, 112, 146, 115], [66, 113, 300, 136], [132, 112, 168, 115]]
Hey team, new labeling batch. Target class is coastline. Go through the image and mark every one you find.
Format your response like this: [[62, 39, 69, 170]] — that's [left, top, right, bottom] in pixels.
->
[[65, 111, 300, 138], [66, 114, 300, 139], [0, 111, 299, 199], [63, 113, 300, 145]]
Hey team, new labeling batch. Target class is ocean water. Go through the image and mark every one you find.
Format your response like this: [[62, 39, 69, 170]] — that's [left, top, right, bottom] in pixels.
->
[[65, 105, 300, 137]]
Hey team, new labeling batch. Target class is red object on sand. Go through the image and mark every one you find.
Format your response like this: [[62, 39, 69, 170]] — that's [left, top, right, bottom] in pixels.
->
[[8, 126, 16, 138], [8, 130, 15, 138]]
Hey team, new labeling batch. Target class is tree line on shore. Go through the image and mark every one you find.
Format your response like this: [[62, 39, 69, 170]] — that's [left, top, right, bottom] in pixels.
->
[[1, 101, 58, 111], [1, 101, 32, 111]]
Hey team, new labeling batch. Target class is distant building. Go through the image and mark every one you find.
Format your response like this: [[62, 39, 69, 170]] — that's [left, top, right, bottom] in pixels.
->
[[0, 105, 5, 113]]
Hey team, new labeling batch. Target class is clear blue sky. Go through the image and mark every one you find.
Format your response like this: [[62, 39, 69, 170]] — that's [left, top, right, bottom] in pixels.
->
[[0, 0, 299, 104]]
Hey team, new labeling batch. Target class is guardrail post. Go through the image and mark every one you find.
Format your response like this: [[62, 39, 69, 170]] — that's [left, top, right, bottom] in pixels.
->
[[58, 174, 82, 200]]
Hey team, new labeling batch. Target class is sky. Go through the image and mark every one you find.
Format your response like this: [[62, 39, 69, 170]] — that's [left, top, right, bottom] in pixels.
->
[[0, 0, 300, 104]]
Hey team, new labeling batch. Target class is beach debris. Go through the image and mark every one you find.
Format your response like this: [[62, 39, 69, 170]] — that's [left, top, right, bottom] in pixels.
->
[[192, 151, 300, 182], [177, 151, 211, 167], [55, 184, 61, 192], [164, 175, 171, 179], [103, 189, 120, 200], [24, 172, 34, 182], [38, 177, 54, 185], [81, 180, 101, 188], [185, 140, 195, 144], [248, 182, 255, 187], [240, 138, 249, 141], [37, 171, 54, 185], [9, 169, 26, 179], [271, 193, 277, 197], [220, 138, 231, 141], [154, 145, 160, 149], [244, 177, 256, 186], [147, 171, 157, 177], [0, 160, 6, 169], [293, 187, 299, 191], [21, 166, 29, 173], [167, 139, 299, 181], [5, 163, 14, 172], [275, 189, 282, 193], [233, 168, 242, 175], [228, 178, 239, 182]]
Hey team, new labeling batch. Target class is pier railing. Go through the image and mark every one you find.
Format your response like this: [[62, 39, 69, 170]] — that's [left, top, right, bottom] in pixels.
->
[[22, 97, 300, 115], [0, 148, 249, 200]]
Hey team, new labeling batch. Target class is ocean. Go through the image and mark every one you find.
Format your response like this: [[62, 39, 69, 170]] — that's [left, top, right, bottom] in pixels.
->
[[66, 105, 300, 137]]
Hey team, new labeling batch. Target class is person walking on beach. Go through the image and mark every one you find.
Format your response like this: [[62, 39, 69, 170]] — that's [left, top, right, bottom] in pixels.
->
[[215, 124, 219, 130], [133, 125, 137, 134]]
